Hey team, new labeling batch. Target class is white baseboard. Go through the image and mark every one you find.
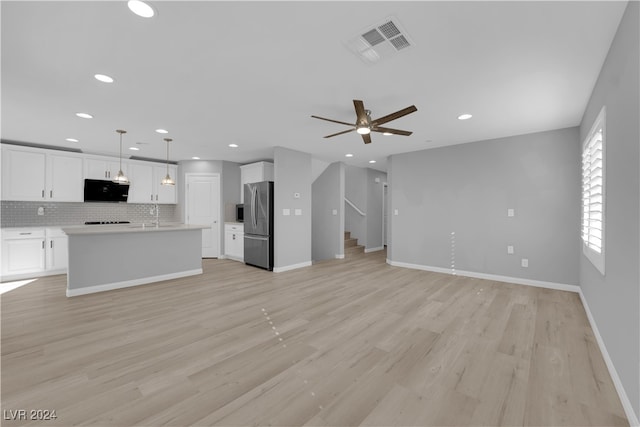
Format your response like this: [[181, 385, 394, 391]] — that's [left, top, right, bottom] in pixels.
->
[[386, 259, 579, 293], [66, 269, 203, 297], [364, 246, 384, 253], [578, 290, 640, 426], [273, 261, 312, 273], [335, 254, 345, 259]]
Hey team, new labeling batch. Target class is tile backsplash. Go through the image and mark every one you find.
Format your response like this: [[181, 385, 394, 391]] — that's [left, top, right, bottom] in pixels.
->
[[1, 201, 178, 227]]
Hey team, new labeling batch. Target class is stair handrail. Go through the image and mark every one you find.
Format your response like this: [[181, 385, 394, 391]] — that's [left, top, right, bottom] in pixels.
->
[[345, 197, 366, 216]]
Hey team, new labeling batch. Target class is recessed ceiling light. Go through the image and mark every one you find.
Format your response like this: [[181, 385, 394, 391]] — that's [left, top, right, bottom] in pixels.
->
[[457, 113, 473, 120], [155, 129, 168, 134], [369, 160, 376, 164], [129, 147, 140, 151], [94, 74, 114, 83], [191, 157, 200, 160], [127, 0, 155, 18], [383, 132, 393, 136], [345, 153, 354, 158], [65, 138, 79, 142], [228, 143, 239, 148], [75, 112, 93, 119]]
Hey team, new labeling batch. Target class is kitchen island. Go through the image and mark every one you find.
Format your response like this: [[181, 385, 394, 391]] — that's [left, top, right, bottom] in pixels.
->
[[62, 223, 209, 297]]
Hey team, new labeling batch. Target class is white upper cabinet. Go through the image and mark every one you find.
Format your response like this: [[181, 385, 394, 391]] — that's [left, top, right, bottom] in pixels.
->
[[1, 146, 83, 202], [154, 164, 177, 204], [127, 162, 177, 204], [127, 162, 155, 203], [46, 154, 83, 201], [2, 148, 46, 201], [84, 158, 126, 181], [240, 161, 273, 203]]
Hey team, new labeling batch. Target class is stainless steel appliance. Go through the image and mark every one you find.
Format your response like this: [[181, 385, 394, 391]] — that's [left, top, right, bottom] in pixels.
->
[[84, 179, 129, 203], [244, 181, 273, 270], [235, 204, 244, 223]]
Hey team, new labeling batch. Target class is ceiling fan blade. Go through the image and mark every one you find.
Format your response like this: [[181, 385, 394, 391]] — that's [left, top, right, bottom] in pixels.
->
[[311, 115, 354, 127], [353, 100, 367, 122], [361, 133, 372, 144], [324, 128, 356, 138], [371, 105, 417, 126], [371, 126, 413, 136]]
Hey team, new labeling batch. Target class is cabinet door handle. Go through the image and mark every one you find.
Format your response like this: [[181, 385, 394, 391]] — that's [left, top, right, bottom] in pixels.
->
[[151, 194, 153, 201], [42, 190, 45, 198], [42, 241, 45, 249], [233, 234, 236, 240], [50, 190, 53, 198], [156, 195, 158, 201], [50, 240, 53, 248], [19, 232, 32, 235]]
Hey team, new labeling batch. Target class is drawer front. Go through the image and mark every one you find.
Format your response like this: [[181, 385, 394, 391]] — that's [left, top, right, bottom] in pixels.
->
[[2, 228, 46, 239]]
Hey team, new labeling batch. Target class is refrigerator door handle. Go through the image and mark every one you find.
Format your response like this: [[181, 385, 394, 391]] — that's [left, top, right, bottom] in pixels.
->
[[253, 186, 258, 229], [245, 235, 269, 241]]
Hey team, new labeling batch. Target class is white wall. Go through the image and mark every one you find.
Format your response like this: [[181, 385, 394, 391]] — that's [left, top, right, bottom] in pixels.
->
[[388, 127, 580, 286], [273, 147, 312, 271], [312, 162, 344, 261], [579, 1, 640, 420]]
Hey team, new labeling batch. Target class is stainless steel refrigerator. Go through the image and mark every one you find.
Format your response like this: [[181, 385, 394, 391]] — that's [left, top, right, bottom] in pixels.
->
[[244, 181, 274, 270]]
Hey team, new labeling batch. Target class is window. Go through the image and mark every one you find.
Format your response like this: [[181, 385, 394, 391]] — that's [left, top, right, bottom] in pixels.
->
[[581, 106, 606, 275]]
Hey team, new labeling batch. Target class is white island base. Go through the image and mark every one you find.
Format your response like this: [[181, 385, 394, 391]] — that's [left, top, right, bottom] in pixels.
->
[[62, 224, 208, 297]]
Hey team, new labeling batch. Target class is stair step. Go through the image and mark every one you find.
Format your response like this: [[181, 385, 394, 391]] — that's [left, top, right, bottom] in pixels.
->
[[344, 231, 351, 240], [345, 238, 358, 248], [345, 245, 364, 255]]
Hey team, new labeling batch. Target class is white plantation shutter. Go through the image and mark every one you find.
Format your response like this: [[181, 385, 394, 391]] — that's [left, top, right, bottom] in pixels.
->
[[581, 107, 605, 274]]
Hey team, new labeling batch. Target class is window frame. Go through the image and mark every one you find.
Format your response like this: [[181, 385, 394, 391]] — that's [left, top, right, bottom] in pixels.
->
[[581, 106, 606, 275]]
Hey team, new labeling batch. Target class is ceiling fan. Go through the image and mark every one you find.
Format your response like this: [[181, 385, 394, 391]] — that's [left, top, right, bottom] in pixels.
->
[[311, 99, 417, 144]]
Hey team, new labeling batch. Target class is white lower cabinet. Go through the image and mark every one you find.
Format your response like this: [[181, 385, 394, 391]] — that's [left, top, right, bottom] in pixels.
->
[[1, 229, 46, 278], [224, 223, 244, 261], [46, 228, 68, 273], [1, 227, 68, 280]]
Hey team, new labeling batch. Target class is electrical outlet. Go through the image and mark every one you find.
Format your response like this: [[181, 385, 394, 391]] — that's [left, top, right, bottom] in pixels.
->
[[283, 209, 290, 216], [394, 209, 399, 216], [508, 208, 515, 217], [37, 206, 45, 216], [294, 209, 302, 216], [521, 258, 528, 268], [332, 209, 337, 215], [294, 192, 300, 199], [507, 245, 514, 254]]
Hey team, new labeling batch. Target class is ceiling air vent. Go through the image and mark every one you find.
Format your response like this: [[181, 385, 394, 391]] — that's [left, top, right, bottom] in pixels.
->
[[344, 16, 414, 65]]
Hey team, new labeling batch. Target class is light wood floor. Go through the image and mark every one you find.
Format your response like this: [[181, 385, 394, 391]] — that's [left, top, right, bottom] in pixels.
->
[[1, 250, 629, 426]]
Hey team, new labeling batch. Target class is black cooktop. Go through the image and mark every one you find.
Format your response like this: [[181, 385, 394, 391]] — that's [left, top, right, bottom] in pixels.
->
[[84, 221, 131, 225]]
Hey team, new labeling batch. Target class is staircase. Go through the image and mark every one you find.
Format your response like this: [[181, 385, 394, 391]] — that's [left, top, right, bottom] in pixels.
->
[[344, 231, 364, 257]]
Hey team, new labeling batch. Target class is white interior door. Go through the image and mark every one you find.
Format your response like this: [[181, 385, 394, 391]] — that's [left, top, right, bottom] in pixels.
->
[[186, 174, 220, 258]]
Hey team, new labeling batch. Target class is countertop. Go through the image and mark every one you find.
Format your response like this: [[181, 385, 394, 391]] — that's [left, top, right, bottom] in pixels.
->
[[61, 222, 210, 236]]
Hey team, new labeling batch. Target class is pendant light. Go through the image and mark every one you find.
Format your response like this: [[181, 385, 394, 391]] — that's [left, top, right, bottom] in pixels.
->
[[113, 129, 129, 184], [160, 137, 175, 186]]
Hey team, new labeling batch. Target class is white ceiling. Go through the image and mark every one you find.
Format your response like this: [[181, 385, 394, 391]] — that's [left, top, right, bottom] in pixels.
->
[[1, 1, 627, 171]]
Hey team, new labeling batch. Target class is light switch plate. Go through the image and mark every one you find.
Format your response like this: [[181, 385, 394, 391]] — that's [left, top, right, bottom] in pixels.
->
[[521, 258, 528, 267], [507, 245, 514, 254], [332, 209, 337, 215], [294, 209, 302, 216], [508, 208, 515, 217], [283, 209, 290, 216], [394, 209, 399, 216]]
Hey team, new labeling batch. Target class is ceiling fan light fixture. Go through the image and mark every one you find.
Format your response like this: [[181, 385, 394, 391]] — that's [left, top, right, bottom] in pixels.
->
[[458, 113, 473, 120], [383, 132, 393, 136], [356, 126, 371, 135]]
